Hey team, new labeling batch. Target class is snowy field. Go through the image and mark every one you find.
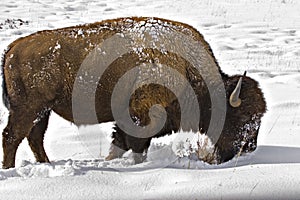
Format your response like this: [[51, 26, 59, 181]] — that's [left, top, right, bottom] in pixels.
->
[[0, 0, 300, 199]]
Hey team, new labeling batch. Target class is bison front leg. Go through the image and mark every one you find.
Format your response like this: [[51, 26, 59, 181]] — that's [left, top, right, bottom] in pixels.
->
[[127, 135, 151, 164], [27, 111, 50, 163], [2, 111, 36, 169], [105, 126, 129, 161], [106, 125, 151, 164]]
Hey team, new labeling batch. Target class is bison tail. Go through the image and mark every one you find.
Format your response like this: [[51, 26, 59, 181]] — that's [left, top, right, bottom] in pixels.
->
[[2, 75, 9, 109], [1, 54, 10, 109]]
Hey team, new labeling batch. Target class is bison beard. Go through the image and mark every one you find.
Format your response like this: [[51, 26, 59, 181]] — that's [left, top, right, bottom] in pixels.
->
[[1, 17, 266, 169]]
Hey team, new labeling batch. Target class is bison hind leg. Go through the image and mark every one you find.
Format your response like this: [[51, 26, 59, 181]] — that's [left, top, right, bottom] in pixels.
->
[[2, 126, 25, 169], [27, 111, 51, 163], [2, 109, 38, 169]]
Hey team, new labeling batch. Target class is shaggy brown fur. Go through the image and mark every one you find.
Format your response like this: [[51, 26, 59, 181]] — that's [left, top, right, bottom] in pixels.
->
[[1, 17, 266, 169]]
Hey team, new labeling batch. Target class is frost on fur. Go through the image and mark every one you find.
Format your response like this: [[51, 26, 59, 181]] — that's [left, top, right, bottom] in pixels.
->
[[174, 131, 217, 164]]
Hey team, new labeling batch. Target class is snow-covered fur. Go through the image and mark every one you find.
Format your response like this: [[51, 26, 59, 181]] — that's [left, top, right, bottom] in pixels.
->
[[1, 17, 266, 168]]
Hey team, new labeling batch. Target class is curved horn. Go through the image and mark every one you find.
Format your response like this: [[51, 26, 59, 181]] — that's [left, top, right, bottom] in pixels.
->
[[229, 71, 246, 107]]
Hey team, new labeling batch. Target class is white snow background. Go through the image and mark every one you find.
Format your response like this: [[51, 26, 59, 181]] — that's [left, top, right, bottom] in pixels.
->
[[0, 0, 300, 199]]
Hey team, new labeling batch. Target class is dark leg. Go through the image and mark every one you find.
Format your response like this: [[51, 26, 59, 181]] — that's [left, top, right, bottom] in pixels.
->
[[126, 135, 151, 164], [2, 111, 36, 169], [27, 111, 50, 163], [105, 125, 152, 164], [2, 128, 24, 169], [105, 125, 129, 160]]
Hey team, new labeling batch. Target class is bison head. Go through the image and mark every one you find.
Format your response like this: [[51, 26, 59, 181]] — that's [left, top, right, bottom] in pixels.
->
[[214, 72, 266, 163]]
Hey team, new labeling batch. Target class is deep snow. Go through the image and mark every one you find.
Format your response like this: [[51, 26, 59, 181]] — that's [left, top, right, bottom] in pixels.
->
[[0, 0, 300, 199]]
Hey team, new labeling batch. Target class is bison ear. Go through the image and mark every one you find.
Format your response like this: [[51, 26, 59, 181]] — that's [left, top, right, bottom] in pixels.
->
[[229, 71, 247, 108]]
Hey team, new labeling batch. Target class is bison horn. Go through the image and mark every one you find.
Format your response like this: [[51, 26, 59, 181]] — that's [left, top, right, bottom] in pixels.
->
[[229, 71, 247, 107]]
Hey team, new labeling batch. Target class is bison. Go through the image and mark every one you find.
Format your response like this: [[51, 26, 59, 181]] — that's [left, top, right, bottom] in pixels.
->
[[1, 17, 266, 169]]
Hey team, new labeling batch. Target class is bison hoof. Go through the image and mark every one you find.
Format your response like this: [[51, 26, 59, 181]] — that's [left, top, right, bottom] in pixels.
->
[[105, 145, 127, 161], [132, 153, 147, 164], [2, 163, 15, 169], [105, 154, 118, 161]]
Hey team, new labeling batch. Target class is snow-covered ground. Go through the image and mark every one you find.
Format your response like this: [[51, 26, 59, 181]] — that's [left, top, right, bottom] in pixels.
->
[[0, 0, 300, 199]]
